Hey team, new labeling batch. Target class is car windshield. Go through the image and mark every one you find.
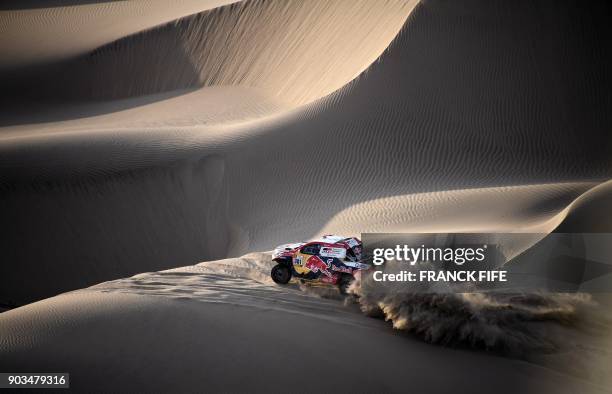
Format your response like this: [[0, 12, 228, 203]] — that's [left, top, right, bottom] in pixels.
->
[[345, 248, 357, 261]]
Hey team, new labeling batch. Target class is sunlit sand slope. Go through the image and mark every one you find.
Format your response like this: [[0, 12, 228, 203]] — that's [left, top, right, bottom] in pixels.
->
[[2, 0, 418, 104], [0, 0, 238, 69]]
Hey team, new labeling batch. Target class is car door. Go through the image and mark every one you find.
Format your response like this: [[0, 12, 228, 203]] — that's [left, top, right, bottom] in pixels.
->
[[297, 244, 331, 279], [293, 244, 321, 275]]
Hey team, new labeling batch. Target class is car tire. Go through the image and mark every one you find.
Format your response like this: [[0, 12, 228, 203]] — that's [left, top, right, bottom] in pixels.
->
[[338, 274, 353, 295], [271, 263, 292, 284]]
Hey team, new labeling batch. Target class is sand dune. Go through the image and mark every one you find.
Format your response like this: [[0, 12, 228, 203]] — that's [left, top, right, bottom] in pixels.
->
[[554, 180, 612, 233], [1, 213, 611, 393], [0, 253, 609, 393], [0, 0, 238, 70], [1, 0, 611, 305], [2, 0, 417, 104], [0, 85, 288, 135]]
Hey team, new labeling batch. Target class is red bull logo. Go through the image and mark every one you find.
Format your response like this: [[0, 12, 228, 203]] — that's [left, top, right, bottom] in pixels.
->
[[305, 256, 332, 277]]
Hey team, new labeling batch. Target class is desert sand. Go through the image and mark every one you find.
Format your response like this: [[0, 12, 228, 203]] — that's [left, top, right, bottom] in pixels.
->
[[1, 0, 611, 393], [0, 258, 608, 394]]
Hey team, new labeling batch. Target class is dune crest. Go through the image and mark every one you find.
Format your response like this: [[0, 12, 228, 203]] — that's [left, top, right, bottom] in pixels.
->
[[3, 0, 418, 106], [0, 0, 239, 70]]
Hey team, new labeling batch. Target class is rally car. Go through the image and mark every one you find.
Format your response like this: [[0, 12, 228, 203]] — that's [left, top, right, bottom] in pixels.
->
[[270, 235, 369, 294]]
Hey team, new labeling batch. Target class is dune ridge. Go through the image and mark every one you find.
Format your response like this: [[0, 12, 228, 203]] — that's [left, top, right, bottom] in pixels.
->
[[0, 0, 238, 70], [2, 0, 418, 105]]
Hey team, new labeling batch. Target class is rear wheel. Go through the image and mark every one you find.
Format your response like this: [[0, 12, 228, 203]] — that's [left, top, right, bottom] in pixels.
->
[[338, 274, 353, 294], [271, 263, 292, 284]]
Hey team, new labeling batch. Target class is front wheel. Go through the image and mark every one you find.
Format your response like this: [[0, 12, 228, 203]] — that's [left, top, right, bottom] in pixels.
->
[[271, 263, 292, 284]]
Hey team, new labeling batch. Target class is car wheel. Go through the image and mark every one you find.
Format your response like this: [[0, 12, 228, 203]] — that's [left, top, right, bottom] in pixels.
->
[[271, 264, 292, 284], [338, 274, 353, 294]]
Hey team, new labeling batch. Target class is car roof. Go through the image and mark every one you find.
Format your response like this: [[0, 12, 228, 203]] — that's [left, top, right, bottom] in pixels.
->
[[310, 234, 349, 244]]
